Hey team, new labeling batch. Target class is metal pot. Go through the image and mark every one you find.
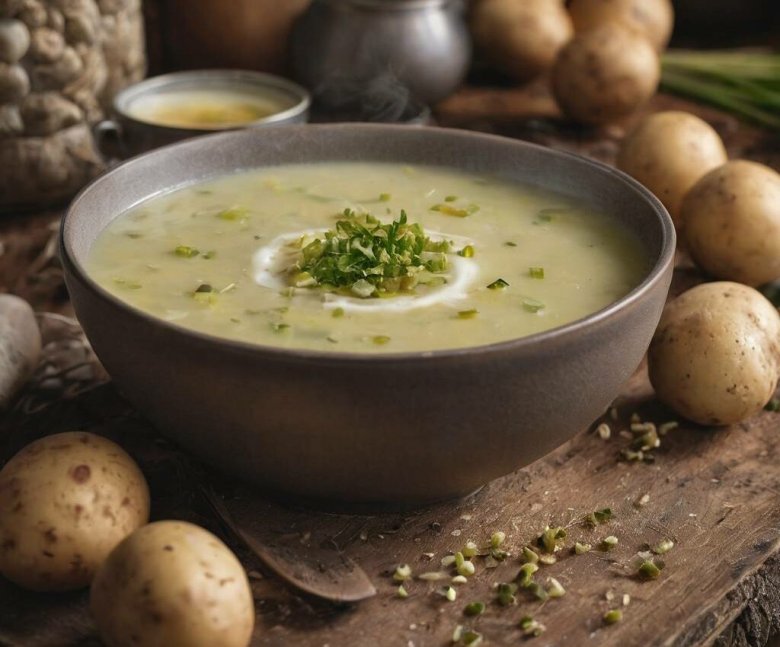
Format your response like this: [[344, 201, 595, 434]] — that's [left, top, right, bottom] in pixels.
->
[[290, 0, 470, 108]]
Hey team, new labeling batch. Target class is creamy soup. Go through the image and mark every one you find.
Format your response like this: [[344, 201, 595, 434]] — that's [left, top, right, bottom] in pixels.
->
[[127, 89, 283, 129], [88, 163, 647, 353]]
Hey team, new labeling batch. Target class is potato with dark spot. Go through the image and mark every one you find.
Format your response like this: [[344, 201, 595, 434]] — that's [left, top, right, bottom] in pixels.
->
[[648, 282, 780, 426], [91, 521, 254, 647], [616, 111, 727, 227], [568, 0, 674, 52], [0, 431, 149, 591], [681, 160, 780, 287], [551, 23, 659, 125]]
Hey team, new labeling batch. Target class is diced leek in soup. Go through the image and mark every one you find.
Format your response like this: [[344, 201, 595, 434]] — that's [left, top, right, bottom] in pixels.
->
[[88, 163, 646, 353]]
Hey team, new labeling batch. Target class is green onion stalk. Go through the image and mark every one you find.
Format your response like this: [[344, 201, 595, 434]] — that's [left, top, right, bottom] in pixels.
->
[[661, 50, 780, 131]]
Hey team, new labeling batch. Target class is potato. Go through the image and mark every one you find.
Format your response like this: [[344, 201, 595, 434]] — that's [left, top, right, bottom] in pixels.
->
[[648, 282, 780, 426], [551, 23, 659, 125], [616, 111, 727, 226], [91, 521, 254, 647], [0, 431, 149, 591], [470, 0, 573, 82], [568, 0, 674, 52], [681, 160, 780, 287]]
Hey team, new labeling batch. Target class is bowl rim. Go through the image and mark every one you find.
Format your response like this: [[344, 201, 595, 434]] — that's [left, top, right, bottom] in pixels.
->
[[61, 123, 675, 365], [111, 69, 312, 131]]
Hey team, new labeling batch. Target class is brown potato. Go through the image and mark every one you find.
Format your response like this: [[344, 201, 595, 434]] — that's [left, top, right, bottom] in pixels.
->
[[91, 521, 254, 647], [0, 431, 149, 591], [568, 0, 674, 51], [616, 111, 727, 227], [648, 282, 780, 426], [551, 23, 659, 125], [682, 160, 780, 286], [470, 0, 573, 82]]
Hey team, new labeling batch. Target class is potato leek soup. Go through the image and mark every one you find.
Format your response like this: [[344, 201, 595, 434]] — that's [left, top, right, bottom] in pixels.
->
[[88, 163, 647, 353]]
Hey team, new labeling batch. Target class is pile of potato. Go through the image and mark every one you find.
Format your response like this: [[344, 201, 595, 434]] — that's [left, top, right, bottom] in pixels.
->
[[0, 431, 255, 647], [469, 0, 673, 125]]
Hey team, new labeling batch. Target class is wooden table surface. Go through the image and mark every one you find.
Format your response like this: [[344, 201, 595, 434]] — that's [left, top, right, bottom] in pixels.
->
[[0, 85, 778, 647]]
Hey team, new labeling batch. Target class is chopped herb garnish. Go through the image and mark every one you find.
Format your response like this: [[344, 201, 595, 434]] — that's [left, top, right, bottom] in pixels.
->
[[522, 297, 545, 313], [529, 267, 545, 279], [431, 203, 479, 217], [653, 539, 674, 555], [584, 508, 613, 527], [270, 323, 290, 333], [461, 630, 483, 647], [537, 526, 567, 553], [372, 335, 391, 345], [202, 250, 217, 259], [332, 307, 345, 318], [293, 211, 449, 297], [504, 241, 517, 247], [522, 547, 540, 564], [520, 616, 546, 637], [487, 278, 509, 290], [517, 563, 538, 586], [112, 278, 142, 290], [604, 609, 623, 625], [174, 245, 200, 258], [546, 577, 566, 598], [216, 207, 247, 221], [439, 585, 457, 602], [574, 542, 592, 554], [379, 193, 391, 202], [457, 309, 478, 319], [194, 284, 214, 293], [538, 553, 557, 565], [462, 541, 478, 558], [458, 245, 475, 258], [638, 560, 663, 579], [600, 536, 618, 551], [490, 531, 506, 548], [463, 601, 485, 617], [496, 582, 518, 606], [396, 585, 408, 599], [393, 564, 412, 582], [445, 195, 458, 202]]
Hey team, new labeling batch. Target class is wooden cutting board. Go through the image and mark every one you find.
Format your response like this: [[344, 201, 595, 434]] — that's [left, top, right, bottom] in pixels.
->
[[0, 86, 778, 647]]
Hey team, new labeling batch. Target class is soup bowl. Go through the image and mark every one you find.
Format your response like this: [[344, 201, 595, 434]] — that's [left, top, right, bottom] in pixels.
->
[[61, 125, 675, 505]]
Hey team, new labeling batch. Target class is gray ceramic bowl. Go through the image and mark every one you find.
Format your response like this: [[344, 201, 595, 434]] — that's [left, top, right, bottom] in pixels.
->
[[61, 125, 675, 506]]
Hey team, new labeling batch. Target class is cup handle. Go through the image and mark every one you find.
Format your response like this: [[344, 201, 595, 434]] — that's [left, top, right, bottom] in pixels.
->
[[93, 119, 125, 161]]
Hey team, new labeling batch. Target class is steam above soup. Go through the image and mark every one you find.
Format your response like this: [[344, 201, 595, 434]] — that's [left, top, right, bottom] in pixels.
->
[[88, 163, 647, 353]]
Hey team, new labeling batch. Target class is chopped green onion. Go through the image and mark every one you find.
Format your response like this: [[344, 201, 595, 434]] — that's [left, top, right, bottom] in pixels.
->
[[653, 539, 674, 555], [332, 307, 345, 318], [495, 582, 518, 606], [522, 297, 545, 313], [538, 553, 557, 565], [431, 203, 470, 217], [457, 309, 478, 319], [463, 601, 485, 616], [440, 585, 457, 602], [520, 616, 546, 637], [445, 195, 458, 202], [462, 541, 479, 558], [372, 335, 391, 345], [461, 630, 483, 647], [216, 207, 247, 221], [604, 609, 623, 625], [546, 577, 566, 598], [451, 575, 468, 585], [517, 563, 538, 586], [638, 560, 662, 579], [174, 245, 200, 258], [270, 323, 290, 333], [538, 526, 567, 553], [522, 547, 540, 564], [584, 508, 613, 527], [600, 536, 619, 551], [458, 245, 475, 258], [393, 564, 412, 582], [490, 531, 506, 548], [487, 278, 509, 290], [504, 241, 517, 247], [525, 581, 549, 601], [574, 542, 592, 555], [396, 585, 408, 598], [529, 267, 545, 279], [379, 193, 391, 202]]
